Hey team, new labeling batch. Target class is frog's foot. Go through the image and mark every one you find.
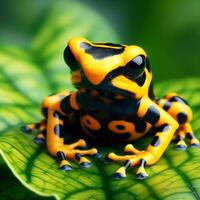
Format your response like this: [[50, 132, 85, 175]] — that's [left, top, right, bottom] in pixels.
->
[[106, 144, 153, 180], [21, 120, 46, 134], [189, 136, 200, 148], [174, 133, 200, 150], [173, 123, 200, 150], [57, 151, 73, 171], [34, 132, 46, 145], [34, 125, 46, 145], [21, 124, 36, 133], [54, 139, 98, 171]]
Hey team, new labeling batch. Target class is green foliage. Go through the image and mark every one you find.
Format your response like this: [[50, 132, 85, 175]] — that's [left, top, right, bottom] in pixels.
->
[[0, 1, 200, 200]]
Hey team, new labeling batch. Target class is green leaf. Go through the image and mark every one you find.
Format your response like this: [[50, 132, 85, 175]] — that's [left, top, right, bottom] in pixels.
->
[[1, 78, 200, 200], [0, 1, 121, 199], [0, 158, 52, 200]]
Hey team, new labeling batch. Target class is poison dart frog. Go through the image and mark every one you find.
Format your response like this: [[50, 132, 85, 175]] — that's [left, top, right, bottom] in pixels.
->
[[22, 37, 200, 180]]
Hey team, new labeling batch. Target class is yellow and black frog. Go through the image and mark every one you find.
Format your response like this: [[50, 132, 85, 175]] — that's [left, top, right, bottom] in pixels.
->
[[22, 37, 200, 180]]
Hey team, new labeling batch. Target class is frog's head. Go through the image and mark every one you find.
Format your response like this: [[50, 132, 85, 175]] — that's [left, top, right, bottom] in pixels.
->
[[64, 37, 153, 99]]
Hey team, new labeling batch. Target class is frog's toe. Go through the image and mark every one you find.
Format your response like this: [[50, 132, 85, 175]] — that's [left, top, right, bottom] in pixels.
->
[[135, 159, 148, 180], [113, 166, 127, 180], [68, 139, 87, 149], [57, 152, 73, 171], [67, 140, 98, 158], [59, 164, 73, 171], [80, 162, 92, 168], [34, 137, 45, 145], [175, 144, 187, 150], [190, 142, 200, 148], [21, 125, 33, 133], [189, 138, 200, 148], [175, 140, 187, 150], [34, 134, 46, 145], [124, 144, 141, 154], [113, 172, 126, 180], [136, 173, 148, 180], [59, 160, 73, 171], [75, 153, 92, 168], [113, 160, 132, 180]]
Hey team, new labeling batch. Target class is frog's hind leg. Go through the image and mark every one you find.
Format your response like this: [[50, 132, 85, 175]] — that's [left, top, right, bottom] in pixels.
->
[[172, 127, 187, 150], [173, 123, 200, 149], [157, 93, 200, 149], [21, 91, 70, 145]]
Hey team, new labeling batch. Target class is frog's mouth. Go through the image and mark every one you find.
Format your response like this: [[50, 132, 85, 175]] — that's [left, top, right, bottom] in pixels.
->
[[80, 87, 135, 101]]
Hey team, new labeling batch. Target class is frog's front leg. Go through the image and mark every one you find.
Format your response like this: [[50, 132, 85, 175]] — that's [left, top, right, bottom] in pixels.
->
[[106, 97, 179, 179], [47, 93, 98, 170]]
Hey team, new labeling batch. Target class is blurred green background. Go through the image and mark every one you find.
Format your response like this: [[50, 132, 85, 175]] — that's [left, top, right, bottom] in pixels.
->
[[0, 0, 200, 82]]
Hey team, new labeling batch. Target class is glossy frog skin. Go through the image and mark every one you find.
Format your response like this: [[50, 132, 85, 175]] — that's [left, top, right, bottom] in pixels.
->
[[22, 37, 200, 179]]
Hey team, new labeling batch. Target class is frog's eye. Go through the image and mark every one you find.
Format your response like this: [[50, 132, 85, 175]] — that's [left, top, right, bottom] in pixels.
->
[[124, 55, 146, 80], [132, 55, 145, 67], [63, 46, 79, 71]]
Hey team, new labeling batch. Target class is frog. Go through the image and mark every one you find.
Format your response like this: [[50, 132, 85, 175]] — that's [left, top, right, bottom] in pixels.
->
[[21, 36, 200, 180]]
